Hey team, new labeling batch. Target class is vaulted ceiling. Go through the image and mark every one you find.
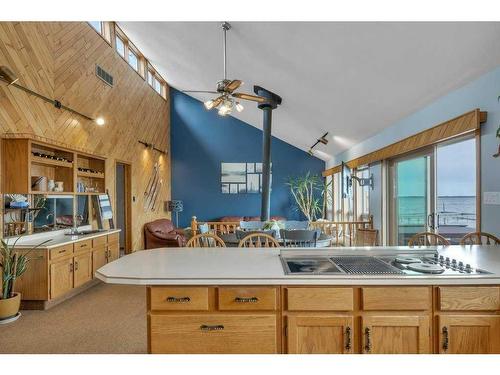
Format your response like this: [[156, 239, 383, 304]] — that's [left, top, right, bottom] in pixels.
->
[[119, 22, 500, 160]]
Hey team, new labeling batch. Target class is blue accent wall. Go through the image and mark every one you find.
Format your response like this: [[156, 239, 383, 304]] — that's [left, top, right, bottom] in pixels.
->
[[171, 89, 325, 228]]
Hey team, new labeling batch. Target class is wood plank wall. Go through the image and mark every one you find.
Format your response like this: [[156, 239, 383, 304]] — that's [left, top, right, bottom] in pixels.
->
[[0, 22, 171, 251]]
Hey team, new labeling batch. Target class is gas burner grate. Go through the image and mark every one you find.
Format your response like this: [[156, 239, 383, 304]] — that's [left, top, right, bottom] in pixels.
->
[[331, 256, 405, 275]]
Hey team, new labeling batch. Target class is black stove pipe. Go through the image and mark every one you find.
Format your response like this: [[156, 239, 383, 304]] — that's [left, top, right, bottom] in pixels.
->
[[253, 86, 282, 222]]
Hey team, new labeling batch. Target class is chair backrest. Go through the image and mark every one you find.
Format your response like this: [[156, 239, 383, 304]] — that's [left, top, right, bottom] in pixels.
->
[[284, 220, 310, 230], [239, 221, 264, 231], [408, 232, 450, 247], [186, 233, 226, 248], [235, 229, 275, 240], [354, 228, 379, 246], [460, 232, 500, 245], [238, 233, 280, 248], [280, 229, 318, 247]]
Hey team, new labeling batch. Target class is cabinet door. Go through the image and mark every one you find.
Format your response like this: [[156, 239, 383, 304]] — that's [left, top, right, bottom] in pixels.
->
[[287, 316, 353, 354], [74, 251, 92, 288], [92, 246, 107, 275], [50, 258, 73, 299], [362, 316, 430, 354], [107, 241, 119, 263], [438, 315, 500, 354]]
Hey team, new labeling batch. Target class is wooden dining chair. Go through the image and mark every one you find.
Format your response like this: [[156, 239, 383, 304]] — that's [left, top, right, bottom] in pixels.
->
[[459, 232, 500, 245], [185, 233, 226, 248], [238, 233, 280, 248], [280, 229, 318, 247], [354, 228, 379, 246], [408, 232, 450, 247]]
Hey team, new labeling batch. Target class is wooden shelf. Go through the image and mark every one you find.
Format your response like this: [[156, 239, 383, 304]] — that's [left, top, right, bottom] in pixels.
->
[[31, 155, 73, 168], [30, 191, 75, 195], [76, 192, 102, 195], [77, 171, 105, 179]]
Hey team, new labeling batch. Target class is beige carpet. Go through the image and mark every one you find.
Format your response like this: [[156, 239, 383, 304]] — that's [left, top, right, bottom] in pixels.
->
[[0, 283, 147, 353]]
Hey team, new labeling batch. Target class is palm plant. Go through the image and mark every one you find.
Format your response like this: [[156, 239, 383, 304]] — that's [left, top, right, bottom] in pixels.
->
[[0, 239, 49, 300], [287, 172, 331, 222]]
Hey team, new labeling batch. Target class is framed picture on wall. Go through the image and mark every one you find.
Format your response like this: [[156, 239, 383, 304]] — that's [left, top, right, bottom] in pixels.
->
[[221, 162, 272, 194]]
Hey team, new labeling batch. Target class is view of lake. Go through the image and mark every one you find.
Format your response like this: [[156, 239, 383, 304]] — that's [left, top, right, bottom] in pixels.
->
[[398, 196, 476, 227]]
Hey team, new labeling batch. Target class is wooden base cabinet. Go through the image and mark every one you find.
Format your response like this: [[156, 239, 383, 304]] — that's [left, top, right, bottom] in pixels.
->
[[150, 314, 278, 354], [287, 316, 353, 354], [438, 315, 500, 354], [74, 251, 93, 288], [362, 316, 431, 354], [49, 257, 74, 300]]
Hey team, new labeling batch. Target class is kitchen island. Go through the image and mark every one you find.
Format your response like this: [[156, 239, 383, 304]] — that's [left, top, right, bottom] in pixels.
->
[[96, 246, 500, 354]]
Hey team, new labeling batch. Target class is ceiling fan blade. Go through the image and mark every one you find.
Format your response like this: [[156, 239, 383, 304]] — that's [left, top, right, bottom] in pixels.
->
[[225, 79, 242, 92], [232, 92, 267, 103], [182, 90, 219, 94], [211, 96, 224, 107]]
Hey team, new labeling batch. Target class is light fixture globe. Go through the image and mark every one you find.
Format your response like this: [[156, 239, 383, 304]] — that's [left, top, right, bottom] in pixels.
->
[[204, 99, 215, 110], [95, 117, 105, 126]]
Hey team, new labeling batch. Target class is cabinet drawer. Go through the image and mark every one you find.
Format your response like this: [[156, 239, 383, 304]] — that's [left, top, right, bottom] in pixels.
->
[[362, 287, 431, 310], [108, 232, 119, 244], [150, 314, 278, 354], [439, 287, 500, 311], [74, 239, 92, 253], [49, 244, 74, 260], [92, 235, 107, 247], [286, 287, 354, 311], [150, 287, 210, 311], [218, 287, 277, 311]]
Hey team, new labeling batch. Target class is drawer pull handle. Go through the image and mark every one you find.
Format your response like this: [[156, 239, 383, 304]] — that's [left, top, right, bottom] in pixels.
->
[[364, 327, 371, 353], [442, 326, 449, 351], [58, 249, 66, 254], [345, 326, 351, 351], [80, 244, 87, 248], [200, 324, 224, 331], [234, 297, 259, 303], [166, 296, 191, 303]]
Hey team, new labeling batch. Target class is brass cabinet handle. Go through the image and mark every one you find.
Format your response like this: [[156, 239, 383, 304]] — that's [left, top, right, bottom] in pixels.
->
[[166, 296, 191, 303], [80, 244, 87, 248], [58, 249, 66, 254], [442, 326, 449, 351], [345, 326, 352, 351], [234, 297, 259, 303], [75, 261, 79, 271], [364, 327, 371, 353], [200, 324, 224, 331]]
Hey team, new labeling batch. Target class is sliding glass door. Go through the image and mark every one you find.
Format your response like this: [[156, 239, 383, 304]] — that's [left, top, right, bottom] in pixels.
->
[[389, 136, 477, 245], [389, 149, 434, 245]]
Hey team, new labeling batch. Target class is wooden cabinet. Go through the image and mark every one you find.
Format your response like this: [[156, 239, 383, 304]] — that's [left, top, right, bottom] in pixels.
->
[[150, 314, 278, 354], [438, 315, 500, 354], [50, 257, 74, 299], [74, 251, 92, 288], [92, 246, 108, 274], [107, 241, 120, 263], [286, 287, 354, 311], [362, 315, 430, 354], [150, 287, 210, 311], [218, 287, 277, 311], [287, 315, 353, 354]]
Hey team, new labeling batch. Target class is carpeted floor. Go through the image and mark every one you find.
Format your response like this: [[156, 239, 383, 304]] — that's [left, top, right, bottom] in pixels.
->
[[0, 283, 147, 353]]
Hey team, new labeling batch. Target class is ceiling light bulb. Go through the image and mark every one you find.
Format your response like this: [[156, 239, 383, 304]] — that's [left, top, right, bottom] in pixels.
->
[[204, 99, 215, 110], [235, 102, 244, 112], [95, 117, 105, 126], [218, 105, 229, 116]]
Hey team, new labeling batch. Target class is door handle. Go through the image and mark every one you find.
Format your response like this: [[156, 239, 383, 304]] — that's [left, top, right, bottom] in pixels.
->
[[200, 324, 224, 331], [442, 326, 449, 351], [345, 326, 352, 351], [364, 327, 371, 353]]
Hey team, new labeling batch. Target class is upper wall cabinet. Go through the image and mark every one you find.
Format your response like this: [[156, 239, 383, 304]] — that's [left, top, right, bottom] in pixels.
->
[[1, 137, 106, 195]]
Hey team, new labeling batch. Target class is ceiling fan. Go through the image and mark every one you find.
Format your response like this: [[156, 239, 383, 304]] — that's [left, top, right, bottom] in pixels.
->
[[182, 22, 266, 116]]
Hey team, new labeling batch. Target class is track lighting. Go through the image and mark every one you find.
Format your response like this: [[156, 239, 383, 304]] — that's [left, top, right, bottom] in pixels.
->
[[308, 132, 329, 156], [138, 140, 168, 155], [0, 66, 19, 85]]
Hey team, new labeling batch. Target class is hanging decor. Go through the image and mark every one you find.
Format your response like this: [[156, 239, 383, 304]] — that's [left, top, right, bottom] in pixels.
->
[[144, 162, 162, 212]]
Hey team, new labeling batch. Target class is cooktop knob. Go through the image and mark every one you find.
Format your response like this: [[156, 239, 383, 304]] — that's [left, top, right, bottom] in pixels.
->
[[458, 261, 464, 270], [465, 264, 472, 273], [439, 255, 444, 261], [434, 253, 439, 260]]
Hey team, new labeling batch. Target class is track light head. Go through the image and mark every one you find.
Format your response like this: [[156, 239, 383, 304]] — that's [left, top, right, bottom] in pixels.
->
[[318, 132, 329, 145], [0, 66, 18, 85]]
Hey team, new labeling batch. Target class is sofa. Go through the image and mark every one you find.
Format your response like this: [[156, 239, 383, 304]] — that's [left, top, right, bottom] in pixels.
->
[[218, 216, 287, 222], [144, 218, 187, 249]]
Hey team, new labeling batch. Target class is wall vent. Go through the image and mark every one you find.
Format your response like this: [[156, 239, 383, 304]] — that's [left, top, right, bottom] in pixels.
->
[[95, 64, 113, 87]]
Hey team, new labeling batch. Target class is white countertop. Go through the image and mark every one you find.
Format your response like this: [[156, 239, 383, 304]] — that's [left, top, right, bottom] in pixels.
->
[[6, 227, 121, 249], [96, 245, 500, 286]]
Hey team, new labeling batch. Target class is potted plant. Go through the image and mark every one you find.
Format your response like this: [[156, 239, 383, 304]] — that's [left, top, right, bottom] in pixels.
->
[[286, 172, 331, 222], [0, 239, 48, 322]]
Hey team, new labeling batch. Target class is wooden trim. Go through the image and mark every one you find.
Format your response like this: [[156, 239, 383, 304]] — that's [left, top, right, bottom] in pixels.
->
[[115, 160, 133, 254], [323, 109, 486, 176], [475, 128, 481, 231]]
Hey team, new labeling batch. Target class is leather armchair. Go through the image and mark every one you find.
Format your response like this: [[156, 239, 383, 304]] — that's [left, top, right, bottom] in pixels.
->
[[144, 219, 187, 249]]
